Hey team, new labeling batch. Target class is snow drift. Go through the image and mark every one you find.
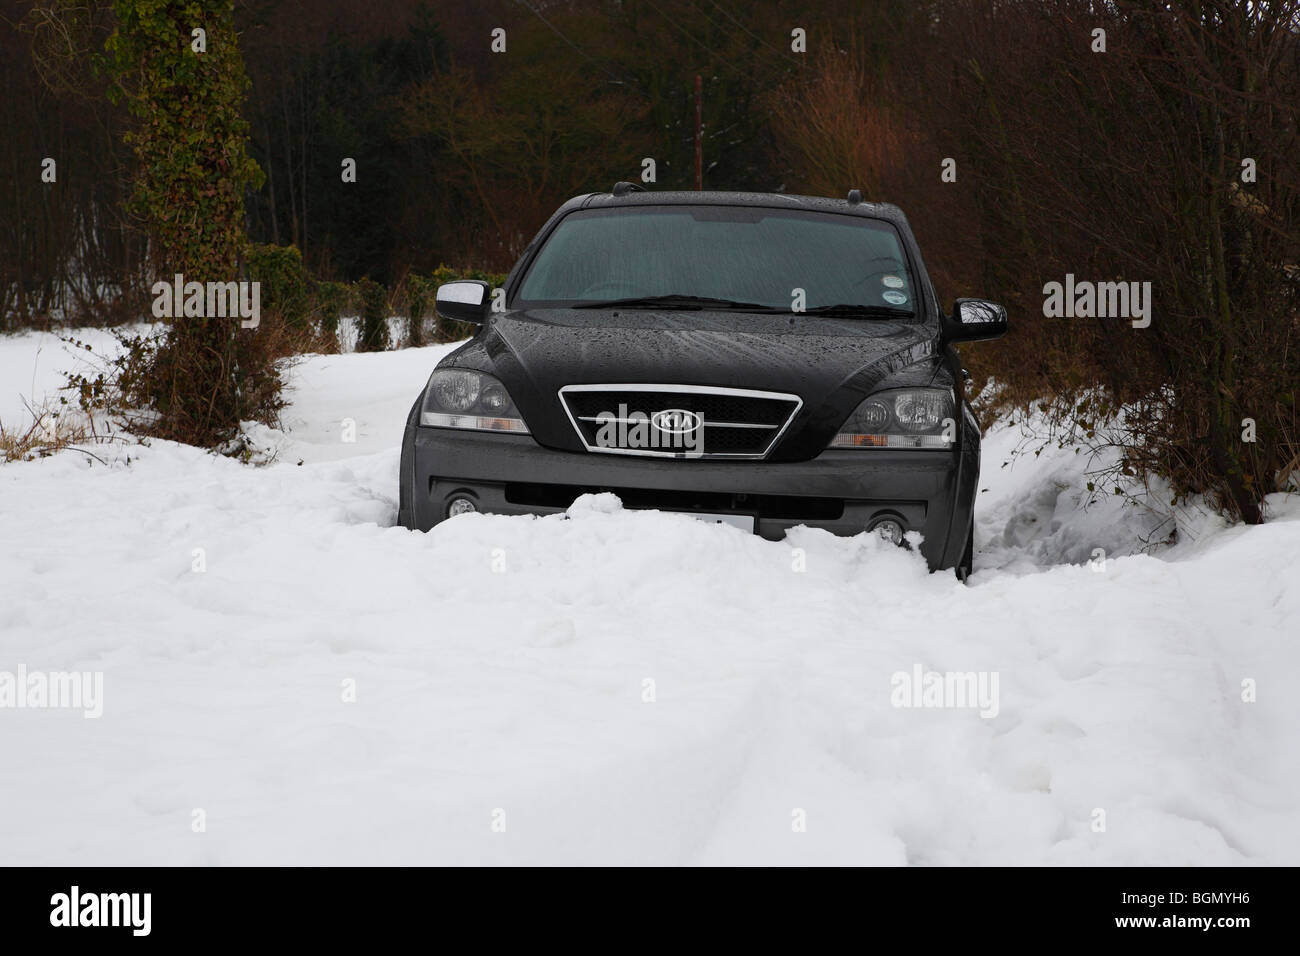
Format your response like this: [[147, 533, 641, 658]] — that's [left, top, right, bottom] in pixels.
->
[[1, 332, 1297, 865]]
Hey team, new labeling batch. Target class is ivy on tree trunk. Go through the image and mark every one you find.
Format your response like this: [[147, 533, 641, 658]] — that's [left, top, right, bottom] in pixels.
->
[[106, 0, 269, 446]]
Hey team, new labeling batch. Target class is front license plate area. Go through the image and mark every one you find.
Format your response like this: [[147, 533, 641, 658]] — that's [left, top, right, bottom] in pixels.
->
[[672, 510, 756, 533]]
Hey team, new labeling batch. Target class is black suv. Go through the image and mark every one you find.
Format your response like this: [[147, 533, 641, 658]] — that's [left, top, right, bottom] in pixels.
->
[[398, 186, 1007, 577]]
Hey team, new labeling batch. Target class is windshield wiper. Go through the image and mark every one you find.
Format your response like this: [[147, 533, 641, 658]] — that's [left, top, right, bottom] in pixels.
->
[[799, 304, 915, 318], [571, 294, 778, 311]]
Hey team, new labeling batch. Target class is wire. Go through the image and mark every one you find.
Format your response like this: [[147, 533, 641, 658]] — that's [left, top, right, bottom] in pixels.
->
[[637, 0, 769, 86], [511, 0, 633, 86], [701, 0, 791, 60], [656, 0, 797, 96]]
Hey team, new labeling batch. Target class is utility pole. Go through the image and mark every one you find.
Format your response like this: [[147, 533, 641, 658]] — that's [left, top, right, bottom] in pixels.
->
[[694, 74, 702, 190]]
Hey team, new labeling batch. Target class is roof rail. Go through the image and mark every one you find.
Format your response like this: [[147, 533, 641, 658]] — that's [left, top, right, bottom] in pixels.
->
[[611, 181, 645, 197], [846, 188, 863, 205]]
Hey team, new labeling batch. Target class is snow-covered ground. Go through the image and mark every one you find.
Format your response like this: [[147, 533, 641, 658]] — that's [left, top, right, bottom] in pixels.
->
[[1, 330, 1297, 865]]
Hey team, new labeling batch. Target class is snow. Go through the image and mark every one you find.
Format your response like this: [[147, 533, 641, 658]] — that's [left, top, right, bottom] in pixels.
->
[[0, 327, 127, 428], [1, 331, 1298, 865]]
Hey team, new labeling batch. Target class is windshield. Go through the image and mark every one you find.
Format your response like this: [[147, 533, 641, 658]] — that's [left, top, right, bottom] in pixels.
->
[[514, 205, 917, 314]]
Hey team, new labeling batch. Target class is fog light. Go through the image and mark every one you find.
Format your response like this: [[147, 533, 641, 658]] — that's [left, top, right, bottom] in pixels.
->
[[447, 497, 477, 518], [872, 518, 905, 545]]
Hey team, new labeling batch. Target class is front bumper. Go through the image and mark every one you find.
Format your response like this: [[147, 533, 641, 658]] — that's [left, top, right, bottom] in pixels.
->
[[402, 422, 977, 570]]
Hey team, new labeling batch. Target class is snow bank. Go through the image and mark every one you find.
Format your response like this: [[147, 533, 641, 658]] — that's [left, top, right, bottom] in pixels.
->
[[1, 333, 1297, 865], [0, 327, 132, 428]]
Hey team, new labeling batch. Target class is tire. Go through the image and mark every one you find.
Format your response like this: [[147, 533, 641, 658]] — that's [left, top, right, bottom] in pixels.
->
[[396, 394, 422, 530], [955, 517, 974, 583]]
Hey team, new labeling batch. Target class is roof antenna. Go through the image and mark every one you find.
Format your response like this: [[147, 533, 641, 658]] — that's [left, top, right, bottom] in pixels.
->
[[847, 188, 863, 205], [611, 181, 644, 197]]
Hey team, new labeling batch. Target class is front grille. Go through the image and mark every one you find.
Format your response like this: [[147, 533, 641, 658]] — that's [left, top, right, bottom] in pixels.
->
[[559, 384, 802, 459]]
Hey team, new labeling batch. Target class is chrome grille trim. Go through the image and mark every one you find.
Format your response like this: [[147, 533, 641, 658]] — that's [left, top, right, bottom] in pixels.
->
[[558, 383, 804, 460]]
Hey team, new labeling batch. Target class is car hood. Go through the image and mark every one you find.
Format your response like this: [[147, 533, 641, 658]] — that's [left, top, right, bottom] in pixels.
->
[[452, 307, 946, 459]]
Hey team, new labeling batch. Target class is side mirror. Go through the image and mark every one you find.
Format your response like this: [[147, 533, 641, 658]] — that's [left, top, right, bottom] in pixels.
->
[[435, 280, 491, 325], [943, 298, 1007, 343]]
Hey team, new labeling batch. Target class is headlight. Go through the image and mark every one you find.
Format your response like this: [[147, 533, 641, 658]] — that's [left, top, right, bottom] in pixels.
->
[[420, 369, 530, 433], [829, 387, 954, 449]]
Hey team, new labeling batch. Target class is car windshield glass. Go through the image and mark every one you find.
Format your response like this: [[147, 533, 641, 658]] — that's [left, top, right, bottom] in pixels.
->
[[514, 205, 917, 314]]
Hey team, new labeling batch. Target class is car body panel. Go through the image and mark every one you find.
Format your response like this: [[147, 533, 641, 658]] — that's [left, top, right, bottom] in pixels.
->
[[443, 309, 946, 459]]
